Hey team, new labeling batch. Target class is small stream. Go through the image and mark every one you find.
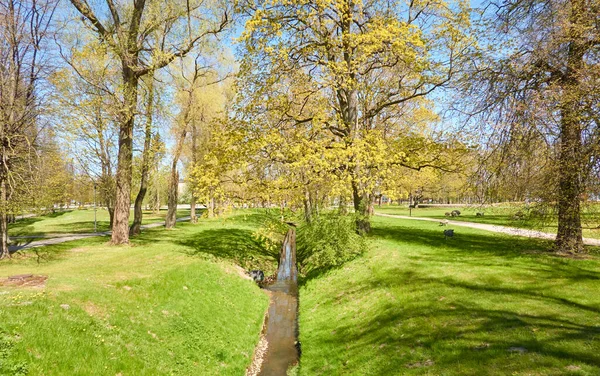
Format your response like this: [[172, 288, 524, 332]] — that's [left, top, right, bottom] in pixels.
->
[[258, 228, 299, 375]]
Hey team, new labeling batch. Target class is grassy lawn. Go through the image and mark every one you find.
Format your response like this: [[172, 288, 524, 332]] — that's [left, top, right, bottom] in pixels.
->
[[0, 211, 277, 375], [8, 209, 192, 237], [299, 215, 600, 375], [376, 205, 600, 239]]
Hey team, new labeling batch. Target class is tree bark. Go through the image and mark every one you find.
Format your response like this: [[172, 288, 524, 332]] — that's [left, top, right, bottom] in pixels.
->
[[190, 194, 197, 223], [0, 178, 9, 259], [352, 181, 371, 234], [208, 194, 216, 218], [165, 168, 179, 228], [554, 0, 585, 253], [190, 119, 198, 223], [130, 73, 155, 235], [108, 206, 115, 228], [165, 126, 188, 228], [111, 67, 138, 244], [303, 189, 312, 223], [153, 179, 160, 214]]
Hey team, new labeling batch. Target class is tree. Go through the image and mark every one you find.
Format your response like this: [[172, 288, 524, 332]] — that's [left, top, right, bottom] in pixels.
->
[[33, 129, 78, 211], [238, 0, 473, 232], [68, 0, 230, 244], [130, 71, 156, 235], [0, 0, 56, 258], [52, 39, 120, 226], [465, 0, 600, 252], [165, 57, 223, 227], [148, 132, 167, 213], [183, 67, 232, 221]]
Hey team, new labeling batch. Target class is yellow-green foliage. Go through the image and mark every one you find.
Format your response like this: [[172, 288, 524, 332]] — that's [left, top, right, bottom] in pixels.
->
[[233, 0, 473, 210]]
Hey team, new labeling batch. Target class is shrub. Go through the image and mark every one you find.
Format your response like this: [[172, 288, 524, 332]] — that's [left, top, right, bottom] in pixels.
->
[[296, 213, 367, 274]]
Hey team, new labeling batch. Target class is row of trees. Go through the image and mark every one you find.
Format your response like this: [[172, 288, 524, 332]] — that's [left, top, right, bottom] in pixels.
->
[[0, 0, 233, 258], [1, 0, 597, 257], [198, 0, 598, 253]]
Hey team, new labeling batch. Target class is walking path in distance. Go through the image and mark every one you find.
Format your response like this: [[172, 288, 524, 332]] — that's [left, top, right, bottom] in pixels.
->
[[375, 213, 600, 247], [9, 217, 191, 252]]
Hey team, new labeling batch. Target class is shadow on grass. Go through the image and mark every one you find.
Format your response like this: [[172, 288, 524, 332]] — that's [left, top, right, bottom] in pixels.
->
[[223, 209, 283, 228], [316, 269, 600, 374], [316, 293, 600, 375], [180, 228, 279, 272], [8, 210, 71, 229], [370, 222, 600, 279], [371, 222, 549, 257], [303, 220, 600, 374]]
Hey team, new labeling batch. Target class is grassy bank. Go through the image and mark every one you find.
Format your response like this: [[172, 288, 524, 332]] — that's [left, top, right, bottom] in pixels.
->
[[8, 209, 192, 237], [0, 211, 276, 375], [299, 215, 600, 375], [376, 204, 600, 239]]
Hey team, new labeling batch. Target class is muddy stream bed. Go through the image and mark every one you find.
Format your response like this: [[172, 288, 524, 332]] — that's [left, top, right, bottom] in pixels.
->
[[251, 228, 300, 376]]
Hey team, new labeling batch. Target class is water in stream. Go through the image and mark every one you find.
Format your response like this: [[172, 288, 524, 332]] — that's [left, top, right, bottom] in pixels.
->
[[258, 229, 299, 375]]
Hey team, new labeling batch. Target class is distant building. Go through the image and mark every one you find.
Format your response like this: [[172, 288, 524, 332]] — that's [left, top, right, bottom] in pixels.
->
[[178, 178, 186, 195]]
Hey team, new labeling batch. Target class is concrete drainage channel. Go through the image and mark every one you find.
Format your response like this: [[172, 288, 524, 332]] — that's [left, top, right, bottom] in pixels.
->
[[247, 228, 300, 376]]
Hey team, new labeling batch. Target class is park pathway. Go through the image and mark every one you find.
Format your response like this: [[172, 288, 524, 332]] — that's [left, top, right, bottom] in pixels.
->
[[375, 213, 600, 247], [9, 216, 191, 252]]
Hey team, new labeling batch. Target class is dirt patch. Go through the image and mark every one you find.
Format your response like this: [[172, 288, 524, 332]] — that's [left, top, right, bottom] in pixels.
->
[[68, 247, 89, 253], [0, 274, 47, 288], [223, 264, 253, 281], [83, 301, 108, 319]]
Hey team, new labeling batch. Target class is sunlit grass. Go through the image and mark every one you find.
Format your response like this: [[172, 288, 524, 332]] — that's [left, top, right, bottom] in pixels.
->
[[8, 209, 192, 237], [299, 215, 600, 375], [376, 204, 600, 239], [0, 211, 274, 375]]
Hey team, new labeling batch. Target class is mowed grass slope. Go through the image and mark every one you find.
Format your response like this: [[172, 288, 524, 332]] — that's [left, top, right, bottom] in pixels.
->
[[376, 204, 600, 239], [299, 216, 600, 375], [0, 211, 276, 375]]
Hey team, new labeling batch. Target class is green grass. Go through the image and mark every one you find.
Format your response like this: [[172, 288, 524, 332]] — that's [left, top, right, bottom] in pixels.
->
[[0, 210, 277, 375], [376, 205, 600, 239], [8, 209, 192, 237], [298, 215, 600, 375]]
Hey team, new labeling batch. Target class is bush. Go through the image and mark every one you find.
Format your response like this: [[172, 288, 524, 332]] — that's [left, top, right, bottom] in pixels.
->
[[297, 213, 367, 274]]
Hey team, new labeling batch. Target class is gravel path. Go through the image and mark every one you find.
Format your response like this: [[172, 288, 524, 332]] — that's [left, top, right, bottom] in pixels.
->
[[375, 213, 600, 247], [9, 216, 191, 252]]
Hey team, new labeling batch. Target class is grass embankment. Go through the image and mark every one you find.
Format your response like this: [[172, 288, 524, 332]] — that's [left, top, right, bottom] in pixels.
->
[[376, 205, 600, 239], [299, 215, 600, 375], [0, 211, 277, 375], [8, 209, 191, 237]]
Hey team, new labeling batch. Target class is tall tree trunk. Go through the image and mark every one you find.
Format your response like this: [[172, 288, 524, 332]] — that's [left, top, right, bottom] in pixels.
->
[[0, 177, 9, 259], [352, 181, 371, 234], [130, 73, 155, 235], [190, 120, 198, 223], [165, 126, 187, 229], [303, 189, 312, 223], [208, 194, 216, 218], [153, 181, 160, 214], [347, 87, 370, 233], [108, 206, 115, 229], [554, 0, 585, 253], [111, 67, 138, 244], [555, 88, 584, 253], [190, 195, 197, 223], [165, 168, 179, 228]]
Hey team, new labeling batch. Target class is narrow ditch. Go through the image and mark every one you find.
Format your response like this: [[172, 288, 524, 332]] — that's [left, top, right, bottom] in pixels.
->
[[250, 227, 300, 376]]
